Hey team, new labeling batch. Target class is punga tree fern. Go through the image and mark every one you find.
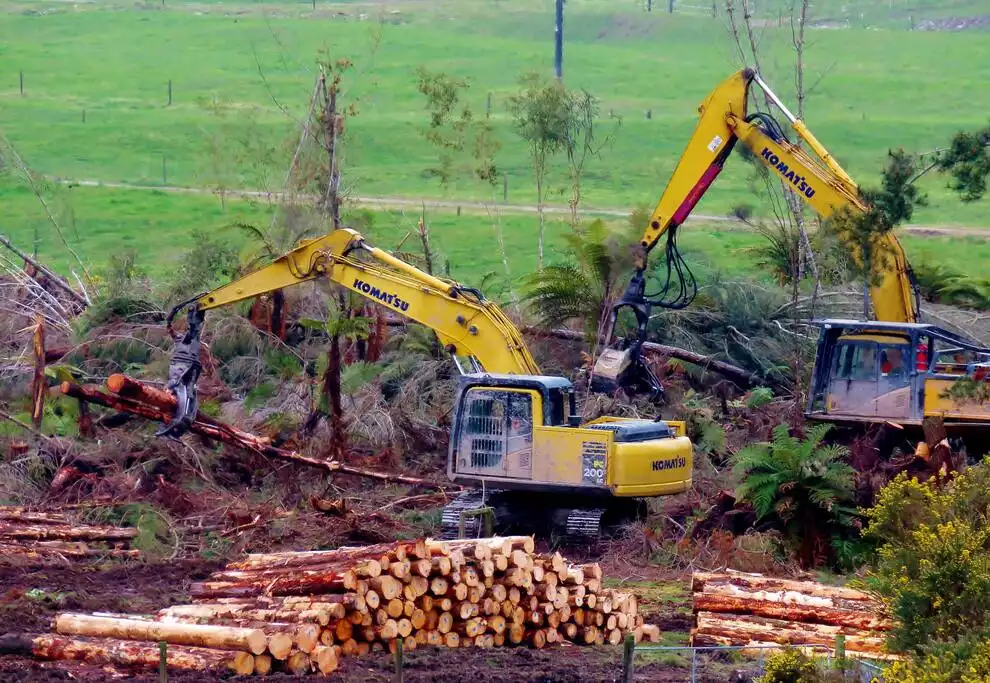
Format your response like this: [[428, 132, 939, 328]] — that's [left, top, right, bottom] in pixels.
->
[[732, 423, 856, 568], [522, 219, 638, 340]]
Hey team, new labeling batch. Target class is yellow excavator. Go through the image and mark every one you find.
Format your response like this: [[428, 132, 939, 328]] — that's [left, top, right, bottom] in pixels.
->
[[160, 229, 692, 538], [597, 68, 990, 439]]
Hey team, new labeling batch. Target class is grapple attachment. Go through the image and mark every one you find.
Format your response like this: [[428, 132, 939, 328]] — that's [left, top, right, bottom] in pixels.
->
[[589, 271, 664, 402], [156, 304, 206, 439]]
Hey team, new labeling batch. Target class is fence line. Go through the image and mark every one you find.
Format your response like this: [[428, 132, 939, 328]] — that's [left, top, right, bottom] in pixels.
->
[[622, 640, 886, 682]]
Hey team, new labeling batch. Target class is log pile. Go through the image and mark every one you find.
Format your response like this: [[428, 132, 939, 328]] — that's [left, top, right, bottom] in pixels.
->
[[0, 506, 141, 564], [12, 537, 658, 676], [690, 571, 897, 660]]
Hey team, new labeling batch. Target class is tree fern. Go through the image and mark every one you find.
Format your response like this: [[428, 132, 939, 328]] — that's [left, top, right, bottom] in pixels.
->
[[731, 422, 857, 568]]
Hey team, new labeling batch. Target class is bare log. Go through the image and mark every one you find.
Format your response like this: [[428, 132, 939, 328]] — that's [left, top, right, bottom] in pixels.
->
[[693, 590, 892, 630], [0, 522, 137, 543], [0, 633, 240, 671], [54, 613, 267, 655], [525, 327, 768, 388]]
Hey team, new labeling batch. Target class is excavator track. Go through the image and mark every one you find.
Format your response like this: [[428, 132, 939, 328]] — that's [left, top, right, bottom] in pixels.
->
[[440, 490, 492, 539]]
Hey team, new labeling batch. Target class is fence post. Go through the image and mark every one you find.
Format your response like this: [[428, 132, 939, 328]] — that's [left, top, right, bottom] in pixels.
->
[[486, 92, 492, 119], [502, 174, 508, 202], [393, 637, 403, 683], [690, 648, 697, 683], [621, 634, 635, 683], [167, 79, 172, 106], [158, 641, 167, 683], [162, 156, 168, 185], [19, 70, 24, 96]]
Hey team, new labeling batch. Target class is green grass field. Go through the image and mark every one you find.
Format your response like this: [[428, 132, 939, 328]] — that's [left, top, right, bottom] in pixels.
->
[[1, 0, 989, 284]]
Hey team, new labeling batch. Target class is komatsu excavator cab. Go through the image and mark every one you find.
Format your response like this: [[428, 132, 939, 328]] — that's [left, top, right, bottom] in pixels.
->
[[442, 373, 692, 538], [806, 319, 990, 430]]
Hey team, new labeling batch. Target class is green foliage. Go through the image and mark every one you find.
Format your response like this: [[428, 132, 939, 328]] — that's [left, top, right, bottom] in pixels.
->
[[521, 219, 638, 338], [938, 377, 990, 404], [913, 261, 990, 311], [733, 423, 856, 567], [264, 349, 303, 380], [936, 126, 990, 202], [863, 462, 990, 655], [341, 361, 383, 396], [697, 421, 727, 458], [827, 149, 926, 287], [75, 250, 160, 334], [83, 503, 173, 558], [507, 73, 572, 165], [883, 638, 990, 682], [163, 228, 240, 304], [244, 382, 276, 411], [745, 387, 774, 409], [415, 67, 499, 187], [757, 648, 822, 683]]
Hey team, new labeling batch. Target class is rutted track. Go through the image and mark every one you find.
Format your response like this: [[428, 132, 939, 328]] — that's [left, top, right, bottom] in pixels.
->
[[56, 179, 990, 238]]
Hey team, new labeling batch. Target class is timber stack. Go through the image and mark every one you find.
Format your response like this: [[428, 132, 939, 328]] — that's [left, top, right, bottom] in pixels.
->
[[6, 536, 658, 676], [0, 506, 141, 564], [690, 570, 896, 660]]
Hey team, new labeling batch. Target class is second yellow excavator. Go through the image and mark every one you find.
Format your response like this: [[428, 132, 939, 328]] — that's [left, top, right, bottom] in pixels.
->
[[597, 68, 990, 438], [159, 229, 692, 538]]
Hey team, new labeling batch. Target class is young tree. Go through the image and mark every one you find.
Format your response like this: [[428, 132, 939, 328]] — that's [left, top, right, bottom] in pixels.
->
[[508, 73, 572, 268], [563, 90, 618, 227]]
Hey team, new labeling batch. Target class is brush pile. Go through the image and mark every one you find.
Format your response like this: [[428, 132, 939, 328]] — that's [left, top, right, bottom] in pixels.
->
[[690, 570, 895, 659], [4, 536, 658, 676], [0, 506, 141, 564]]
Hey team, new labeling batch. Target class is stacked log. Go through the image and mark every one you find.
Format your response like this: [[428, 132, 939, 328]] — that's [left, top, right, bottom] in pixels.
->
[[690, 571, 897, 660], [17, 537, 656, 676], [0, 506, 141, 564]]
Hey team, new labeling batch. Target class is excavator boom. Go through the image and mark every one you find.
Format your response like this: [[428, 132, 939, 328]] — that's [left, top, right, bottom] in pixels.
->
[[595, 69, 920, 396], [638, 68, 917, 323], [160, 228, 539, 436]]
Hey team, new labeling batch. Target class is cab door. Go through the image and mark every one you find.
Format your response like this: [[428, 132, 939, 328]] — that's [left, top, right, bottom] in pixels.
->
[[453, 387, 536, 480], [827, 341, 879, 416]]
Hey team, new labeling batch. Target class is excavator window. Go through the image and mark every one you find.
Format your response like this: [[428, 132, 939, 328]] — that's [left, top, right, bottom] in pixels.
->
[[833, 343, 877, 382], [548, 390, 567, 426]]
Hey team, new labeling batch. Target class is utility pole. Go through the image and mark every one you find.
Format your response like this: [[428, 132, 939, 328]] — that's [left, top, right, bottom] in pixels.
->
[[554, 0, 563, 80]]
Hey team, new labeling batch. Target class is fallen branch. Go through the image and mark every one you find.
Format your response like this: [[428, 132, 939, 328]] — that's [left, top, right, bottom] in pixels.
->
[[0, 233, 88, 309], [61, 381, 451, 490], [524, 327, 769, 389]]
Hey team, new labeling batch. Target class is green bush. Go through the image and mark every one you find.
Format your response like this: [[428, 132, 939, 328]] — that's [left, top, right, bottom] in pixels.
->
[[883, 638, 990, 682], [757, 648, 821, 683], [863, 462, 990, 654], [733, 423, 857, 568]]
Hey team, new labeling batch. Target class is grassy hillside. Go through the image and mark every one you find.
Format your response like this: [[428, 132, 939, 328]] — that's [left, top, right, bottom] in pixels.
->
[[0, 0, 989, 284]]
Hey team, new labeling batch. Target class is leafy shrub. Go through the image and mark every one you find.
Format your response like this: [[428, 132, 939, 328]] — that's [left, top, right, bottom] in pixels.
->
[[863, 461, 990, 654], [745, 387, 774, 409], [883, 638, 990, 683], [756, 648, 821, 683], [163, 228, 240, 304]]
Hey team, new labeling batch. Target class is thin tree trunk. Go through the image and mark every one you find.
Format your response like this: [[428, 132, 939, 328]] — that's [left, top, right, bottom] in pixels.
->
[[536, 171, 545, 269]]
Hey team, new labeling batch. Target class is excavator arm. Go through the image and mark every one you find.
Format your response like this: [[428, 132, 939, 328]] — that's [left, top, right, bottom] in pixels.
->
[[595, 69, 919, 395], [160, 228, 540, 437]]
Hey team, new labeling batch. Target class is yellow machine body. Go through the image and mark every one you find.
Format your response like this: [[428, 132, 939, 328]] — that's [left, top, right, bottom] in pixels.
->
[[176, 228, 693, 509]]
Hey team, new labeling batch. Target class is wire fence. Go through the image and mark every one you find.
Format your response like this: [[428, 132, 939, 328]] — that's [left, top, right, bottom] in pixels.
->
[[620, 641, 886, 682]]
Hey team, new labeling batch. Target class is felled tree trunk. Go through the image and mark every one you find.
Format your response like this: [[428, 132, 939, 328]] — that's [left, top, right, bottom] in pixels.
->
[[0, 633, 250, 673], [61, 381, 445, 489], [54, 613, 267, 655]]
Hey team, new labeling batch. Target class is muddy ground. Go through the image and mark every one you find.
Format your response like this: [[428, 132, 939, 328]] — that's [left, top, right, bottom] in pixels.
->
[[0, 557, 742, 682]]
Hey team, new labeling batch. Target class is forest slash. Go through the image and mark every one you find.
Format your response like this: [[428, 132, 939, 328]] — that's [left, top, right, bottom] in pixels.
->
[[5, 536, 659, 676]]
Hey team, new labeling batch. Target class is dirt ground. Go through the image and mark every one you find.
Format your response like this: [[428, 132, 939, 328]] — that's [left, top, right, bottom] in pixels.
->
[[0, 556, 732, 682]]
